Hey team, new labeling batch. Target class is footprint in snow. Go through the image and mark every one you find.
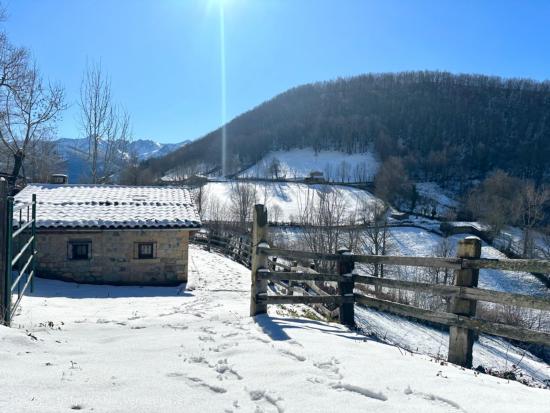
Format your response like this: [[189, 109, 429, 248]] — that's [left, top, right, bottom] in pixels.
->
[[276, 347, 306, 362], [313, 357, 342, 380], [248, 389, 285, 413], [404, 386, 464, 411], [166, 373, 227, 394], [330, 382, 387, 402], [214, 359, 243, 380]]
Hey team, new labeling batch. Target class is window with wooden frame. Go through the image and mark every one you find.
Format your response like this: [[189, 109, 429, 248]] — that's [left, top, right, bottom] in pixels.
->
[[135, 242, 157, 260], [67, 240, 92, 260]]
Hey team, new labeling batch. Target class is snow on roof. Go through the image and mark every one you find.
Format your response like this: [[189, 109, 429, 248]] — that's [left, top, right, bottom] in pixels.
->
[[15, 184, 201, 230]]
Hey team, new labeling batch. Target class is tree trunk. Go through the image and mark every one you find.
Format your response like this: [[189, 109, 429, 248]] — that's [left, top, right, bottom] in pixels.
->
[[9, 150, 25, 187]]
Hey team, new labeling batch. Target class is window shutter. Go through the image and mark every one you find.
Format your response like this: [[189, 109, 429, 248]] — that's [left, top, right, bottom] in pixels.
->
[[153, 242, 158, 258], [133, 242, 138, 259], [67, 242, 73, 260], [87, 242, 92, 259]]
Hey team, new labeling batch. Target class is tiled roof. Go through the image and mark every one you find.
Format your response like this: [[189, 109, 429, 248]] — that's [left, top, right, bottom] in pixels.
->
[[14, 184, 201, 229]]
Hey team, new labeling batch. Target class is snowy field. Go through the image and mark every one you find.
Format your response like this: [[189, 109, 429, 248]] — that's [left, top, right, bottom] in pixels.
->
[[414, 182, 459, 217], [2, 245, 548, 412], [355, 306, 550, 386], [274, 226, 548, 296], [389, 228, 548, 296], [203, 181, 380, 222], [238, 148, 379, 181]]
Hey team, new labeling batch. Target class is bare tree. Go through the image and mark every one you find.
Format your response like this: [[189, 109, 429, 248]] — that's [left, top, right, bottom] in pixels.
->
[[191, 183, 209, 221], [271, 204, 283, 223], [79, 62, 131, 183], [337, 160, 351, 183], [353, 162, 370, 182], [428, 236, 454, 285], [268, 157, 282, 179], [374, 157, 412, 209], [466, 170, 523, 235], [537, 228, 550, 260], [25, 140, 65, 182], [0, 55, 64, 185], [296, 186, 350, 272], [358, 201, 392, 280], [229, 181, 257, 230], [519, 182, 549, 257]]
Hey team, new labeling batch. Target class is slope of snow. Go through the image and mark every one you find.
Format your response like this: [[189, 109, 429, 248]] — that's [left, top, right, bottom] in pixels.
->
[[415, 182, 459, 210], [386, 228, 546, 296], [355, 307, 549, 385], [414, 182, 459, 217], [274, 226, 548, 296], [204, 181, 381, 222], [2, 245, 548, 412], [239, 148, 379, 181]]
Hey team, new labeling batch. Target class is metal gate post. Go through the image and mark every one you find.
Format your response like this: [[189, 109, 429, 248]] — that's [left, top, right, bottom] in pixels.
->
[[31, 194, 36, 293], [0, 179, 8, 324], [4, 197, 13, 324]]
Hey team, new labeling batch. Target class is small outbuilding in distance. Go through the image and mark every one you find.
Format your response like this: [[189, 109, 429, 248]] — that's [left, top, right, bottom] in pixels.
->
[[14, 183, 201, 285]]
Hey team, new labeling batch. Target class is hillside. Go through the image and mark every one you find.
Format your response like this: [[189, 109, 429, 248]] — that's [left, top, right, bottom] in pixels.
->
[[202, 181, 381, 223], [142, 71, 550, 184], [3, 245, 548, 412]]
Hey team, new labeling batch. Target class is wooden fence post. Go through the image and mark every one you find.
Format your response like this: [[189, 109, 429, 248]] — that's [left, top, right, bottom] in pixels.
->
[[250, 204, 268, 316], [0, 178, 8, 324], [448, 236, 482, 368], [337, 247, 355, 327]]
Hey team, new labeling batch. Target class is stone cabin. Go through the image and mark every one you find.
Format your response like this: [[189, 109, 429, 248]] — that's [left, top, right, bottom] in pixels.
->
[[14, 184, 201, 285]]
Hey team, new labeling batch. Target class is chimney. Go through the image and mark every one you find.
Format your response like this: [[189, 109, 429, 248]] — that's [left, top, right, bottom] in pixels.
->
[[49, 174, 69, 185]]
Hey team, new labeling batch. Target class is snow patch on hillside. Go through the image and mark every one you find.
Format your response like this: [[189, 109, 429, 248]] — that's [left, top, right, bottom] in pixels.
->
[[203, 181, 381, 222], [239, 148, 379, 181], [414, 182, 459, 217]]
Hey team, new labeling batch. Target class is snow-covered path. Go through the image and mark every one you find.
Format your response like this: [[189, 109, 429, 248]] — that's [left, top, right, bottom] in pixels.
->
[[1, 245, 548, 412]]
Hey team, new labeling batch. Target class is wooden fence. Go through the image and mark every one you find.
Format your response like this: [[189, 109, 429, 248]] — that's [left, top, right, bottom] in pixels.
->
[[248, 204, 550, 368], [192, 229, 253, 268]]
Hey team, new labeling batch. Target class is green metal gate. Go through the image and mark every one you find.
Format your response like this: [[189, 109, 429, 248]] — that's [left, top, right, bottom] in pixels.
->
[[1, 179, 37, 326]]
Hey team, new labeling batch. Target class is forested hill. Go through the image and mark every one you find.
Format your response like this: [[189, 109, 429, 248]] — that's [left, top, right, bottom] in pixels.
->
[[142, 71, 550, 183]]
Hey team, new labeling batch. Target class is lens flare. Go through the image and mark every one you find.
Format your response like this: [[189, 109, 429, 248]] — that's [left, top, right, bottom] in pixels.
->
[[219, 2, 227, 177]]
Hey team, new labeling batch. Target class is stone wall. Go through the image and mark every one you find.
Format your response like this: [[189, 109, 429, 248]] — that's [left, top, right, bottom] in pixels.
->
[[36, 229, 191, 285]]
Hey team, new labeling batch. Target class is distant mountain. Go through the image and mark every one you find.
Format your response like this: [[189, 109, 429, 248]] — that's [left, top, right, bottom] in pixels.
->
[[141, 71, 550, 185], [129, 139, 189, 160], [53, 138, 187, 182]]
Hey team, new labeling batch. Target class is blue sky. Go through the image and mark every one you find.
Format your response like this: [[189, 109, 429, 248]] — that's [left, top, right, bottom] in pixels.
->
[[4, 0, 550, 144]]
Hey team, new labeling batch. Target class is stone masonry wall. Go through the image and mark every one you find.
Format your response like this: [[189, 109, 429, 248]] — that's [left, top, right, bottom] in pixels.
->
[[36, 229, 190, 285]]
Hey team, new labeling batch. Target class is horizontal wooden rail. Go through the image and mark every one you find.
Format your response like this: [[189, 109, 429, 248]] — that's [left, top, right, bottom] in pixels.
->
[[259, 247, 550, 273], [257, 293, 353, 305], [463, 258, 550, 274], [355, 294, 550, 346], [258, 271, 346, 283], [260, 247, 463, 270], [355, 274, 550, 311]]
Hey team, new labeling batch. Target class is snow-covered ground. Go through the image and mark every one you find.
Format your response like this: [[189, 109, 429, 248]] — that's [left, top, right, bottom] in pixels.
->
[[415, 182, 459, 217], [355, 307, 550, 385], [2, 245, 548, 412], [238, 148, 379, 181], [274, 226, 548, 296], [388, 228, 547, 296], [203, 181, 380, 222]]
